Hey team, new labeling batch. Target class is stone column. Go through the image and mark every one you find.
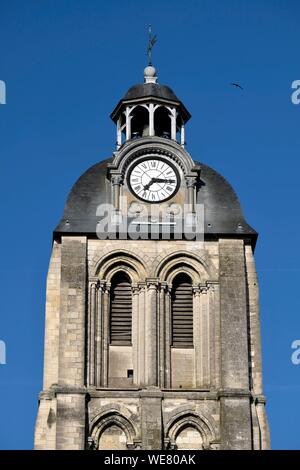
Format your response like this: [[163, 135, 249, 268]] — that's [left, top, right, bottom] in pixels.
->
[[95, 282, 103, 388], [193, 286, 201, 387], [200, 284, 210, 387], [56, 236, 87, 450], [145, 279, 159, 386], [158, 283, 166, 388], [88, 279, 97, 386], [132, 285, 140, 385], [102, 282, 110, 387], [219, 239, 252, 450], [207, 281, 220, 389], [185, 176, 197, 215], [164, 284, 172, 388], [138, 283, 146, 387], [111, 174, 123, 212]]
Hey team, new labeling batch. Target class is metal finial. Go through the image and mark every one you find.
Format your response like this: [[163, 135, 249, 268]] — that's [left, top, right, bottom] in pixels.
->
[[146, 25, 157, 66]]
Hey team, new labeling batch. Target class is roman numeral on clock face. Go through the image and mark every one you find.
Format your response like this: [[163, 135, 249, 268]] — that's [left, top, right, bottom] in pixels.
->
[[128, 158, 180, 202]]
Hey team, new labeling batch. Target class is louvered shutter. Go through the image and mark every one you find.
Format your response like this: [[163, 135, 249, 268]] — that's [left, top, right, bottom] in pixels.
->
[[110, 273, 132, 345], [171, 274, 193, 347]]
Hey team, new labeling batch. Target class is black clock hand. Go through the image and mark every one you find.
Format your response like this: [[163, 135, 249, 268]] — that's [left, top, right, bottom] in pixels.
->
[[152, 178, 175, 184], [143, 178, 155, 191], [143, 178, 175, 190]]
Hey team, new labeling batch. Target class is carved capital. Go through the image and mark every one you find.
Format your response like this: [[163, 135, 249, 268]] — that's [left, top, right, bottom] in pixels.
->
[[137, 281, 146, 291], [111, 174, 123, 186], [98, 280, 106, 290], [200, 283, 208, 294], [159, 281, 169, 293], [206, 280, 218, 292], [193, 286, 201, 296], [99, 280, 110, 294], [146, 278, 159, 289], [132, 284, 140, 295], [186, 176, 197, 188]]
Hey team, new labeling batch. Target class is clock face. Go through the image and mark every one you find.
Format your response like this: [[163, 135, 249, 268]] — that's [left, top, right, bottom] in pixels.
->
[[128, 158, 180, 202]]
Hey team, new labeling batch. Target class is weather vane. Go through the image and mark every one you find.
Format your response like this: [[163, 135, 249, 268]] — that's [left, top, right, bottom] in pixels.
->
[[146, 25, 157, 66]]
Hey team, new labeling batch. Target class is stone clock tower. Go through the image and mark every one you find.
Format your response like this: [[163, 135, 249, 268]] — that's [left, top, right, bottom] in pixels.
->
[[34, 65, 270, 450]]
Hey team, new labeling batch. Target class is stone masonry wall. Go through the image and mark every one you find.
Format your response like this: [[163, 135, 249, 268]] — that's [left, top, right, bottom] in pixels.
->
[[34, 236, 269, 450]]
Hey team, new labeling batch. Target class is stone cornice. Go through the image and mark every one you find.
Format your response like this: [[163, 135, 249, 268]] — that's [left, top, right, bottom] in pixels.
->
[[39, 386, 267, 405], [217, 388, 252, 399]]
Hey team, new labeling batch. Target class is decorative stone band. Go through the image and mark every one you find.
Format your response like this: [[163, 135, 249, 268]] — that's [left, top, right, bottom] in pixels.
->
[[40, 386, 266, 401], [217, 388, 252, 399], [44, 385, 88, 395], [91, 278, 217, 294]]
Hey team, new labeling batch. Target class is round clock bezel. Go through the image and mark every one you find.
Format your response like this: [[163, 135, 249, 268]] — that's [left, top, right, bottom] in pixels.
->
[[127, 156, 181, 203]]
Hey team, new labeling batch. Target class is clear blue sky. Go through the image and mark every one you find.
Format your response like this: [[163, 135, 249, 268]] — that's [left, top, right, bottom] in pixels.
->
[[0, 0, 299, 450]]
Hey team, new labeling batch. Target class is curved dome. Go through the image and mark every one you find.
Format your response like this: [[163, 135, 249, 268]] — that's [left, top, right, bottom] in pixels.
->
[[110, 82, 191, 123], [54, 158, 257, 244], [122, 83, 180, 102]]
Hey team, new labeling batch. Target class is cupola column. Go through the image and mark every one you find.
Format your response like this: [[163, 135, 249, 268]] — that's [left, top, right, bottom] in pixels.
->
[[149, 103, 155, 137], [180, 121, 185, 147], [110, 64, 191, 146], [125, 106, 133, 141], [167, 106, 177, 140], [116, 117, 122, 149]]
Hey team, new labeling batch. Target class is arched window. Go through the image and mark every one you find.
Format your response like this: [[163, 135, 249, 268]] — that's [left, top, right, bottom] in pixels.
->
[[98, 424, 127, 450], [171, 273, 193, 347], [110, 272, 132, 345], [154, 106, 171, 138], [130, 105, 149, 138], [175, 425, 203, 450]]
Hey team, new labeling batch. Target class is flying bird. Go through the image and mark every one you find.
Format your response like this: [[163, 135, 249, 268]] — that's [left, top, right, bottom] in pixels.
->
[[230, 83, 244, 90]]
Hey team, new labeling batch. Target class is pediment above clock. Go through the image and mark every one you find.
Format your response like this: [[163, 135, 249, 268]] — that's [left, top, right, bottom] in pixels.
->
[[107, 137, 201, 181]]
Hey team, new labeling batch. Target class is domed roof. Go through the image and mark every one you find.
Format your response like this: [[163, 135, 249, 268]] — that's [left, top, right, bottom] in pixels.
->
[[54, 158, 257, 246], [110, 80, 191, 122], [122, 83, 180, 102]]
